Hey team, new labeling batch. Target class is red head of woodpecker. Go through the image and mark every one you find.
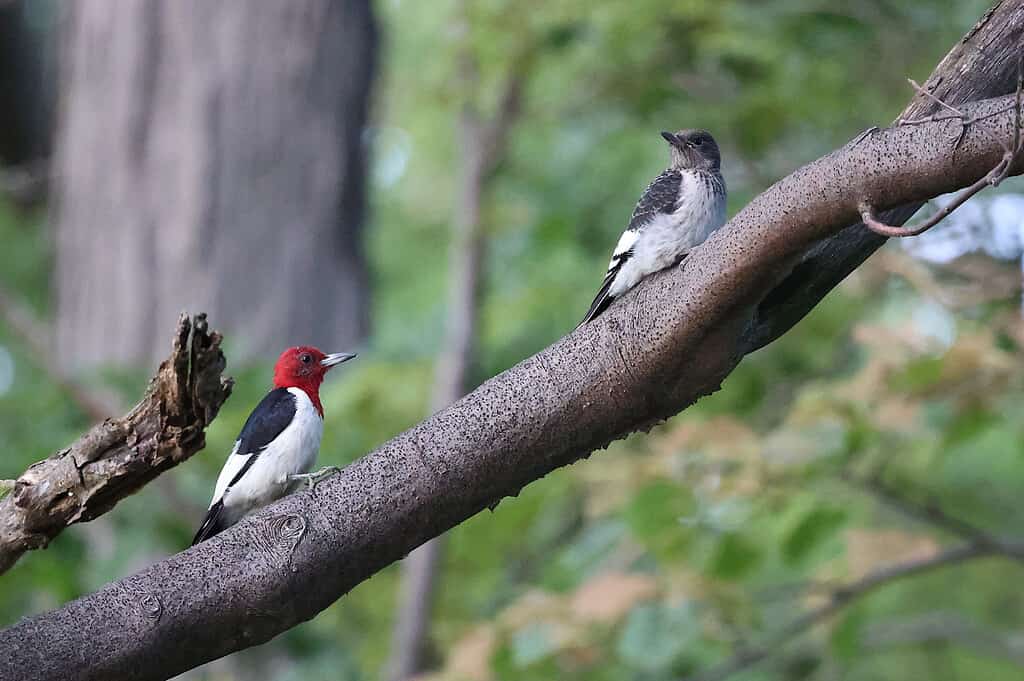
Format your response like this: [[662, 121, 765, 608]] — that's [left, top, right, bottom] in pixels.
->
[[272, 346, 355, 417], [192, 346, 357, 545]]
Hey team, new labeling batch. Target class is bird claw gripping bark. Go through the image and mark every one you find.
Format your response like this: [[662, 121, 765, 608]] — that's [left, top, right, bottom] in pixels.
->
[[289, 466, 341, 495]]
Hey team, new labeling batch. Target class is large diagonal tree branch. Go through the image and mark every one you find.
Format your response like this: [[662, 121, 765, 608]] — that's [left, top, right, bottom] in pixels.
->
[[3, 5, 1024, 680], [744, 0, 1024, 351], [388, 37, 530, 681], [0, 314, 232, 574]]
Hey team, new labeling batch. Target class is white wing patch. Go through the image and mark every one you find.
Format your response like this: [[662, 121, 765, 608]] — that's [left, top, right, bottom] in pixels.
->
[[211, 387, 324, 519], [606, 172, 727, 299], [208, 441, 248, 508], [607, 230, 638, 271]]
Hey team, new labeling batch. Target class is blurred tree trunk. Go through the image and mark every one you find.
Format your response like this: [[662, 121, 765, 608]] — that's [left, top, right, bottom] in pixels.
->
[[0, 0, 57, 205], [0, 0, 55, 165], [387, 52, 526, 681], [52, 0, 376, 370]]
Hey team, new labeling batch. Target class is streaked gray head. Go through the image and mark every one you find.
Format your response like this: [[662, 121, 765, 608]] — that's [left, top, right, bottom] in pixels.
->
[[661, 129, 721, 172]]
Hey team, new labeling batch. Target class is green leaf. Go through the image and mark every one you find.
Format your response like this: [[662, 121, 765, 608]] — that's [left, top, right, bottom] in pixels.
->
[[623, 481, 696, 539], [708, 532, 762, 581], [622, 481, 699, 561], [830, 606, 866, 662], [547, 520, 626, 589], [782, 507, 847, 565], [617, 603, 697, 672]]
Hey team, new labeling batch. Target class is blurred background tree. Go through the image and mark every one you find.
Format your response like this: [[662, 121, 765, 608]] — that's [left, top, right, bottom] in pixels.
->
[[2, 1, 1023, 680], [53, 0, 376, 370], [0, 0, 55, 207]]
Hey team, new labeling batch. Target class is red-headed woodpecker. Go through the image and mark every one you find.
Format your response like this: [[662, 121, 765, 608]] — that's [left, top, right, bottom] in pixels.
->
[[192, 346, 356, 545]]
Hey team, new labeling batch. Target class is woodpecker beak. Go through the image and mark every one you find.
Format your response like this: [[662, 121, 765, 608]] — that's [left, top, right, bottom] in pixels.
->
[[321, 352, 357, 369], [661, 131, 683, 147]]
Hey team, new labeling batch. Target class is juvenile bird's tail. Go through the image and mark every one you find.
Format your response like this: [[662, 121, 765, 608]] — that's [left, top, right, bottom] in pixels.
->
[[578, 260, 623, 327], [578, 283, 615, 327], [192, 500, 228, 545]]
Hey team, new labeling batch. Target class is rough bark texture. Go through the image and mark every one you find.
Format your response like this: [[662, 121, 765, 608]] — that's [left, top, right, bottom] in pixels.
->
[[0, 314, 232, 574], [744, 0, 1024, 352], [388, 82, 521, 681], [386, 137, 487, 681], [2, 6, 1023, 680], [52, 0, 376, 370]]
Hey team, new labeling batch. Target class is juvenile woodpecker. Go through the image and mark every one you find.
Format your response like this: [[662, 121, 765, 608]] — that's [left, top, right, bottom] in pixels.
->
[[580, 129, 727, 324], [192, 346, 356, 545]]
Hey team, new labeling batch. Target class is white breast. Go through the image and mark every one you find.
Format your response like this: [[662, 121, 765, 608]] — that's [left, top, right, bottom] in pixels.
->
[[212, 387, 324, 518], [609, 171, 726, 298]]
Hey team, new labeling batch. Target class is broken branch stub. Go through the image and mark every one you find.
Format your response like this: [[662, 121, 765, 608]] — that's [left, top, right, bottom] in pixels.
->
[[0, 313, 233, 574]]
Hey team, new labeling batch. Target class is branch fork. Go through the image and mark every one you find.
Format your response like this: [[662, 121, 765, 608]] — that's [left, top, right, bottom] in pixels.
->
[[861, 62, 1024, 239]]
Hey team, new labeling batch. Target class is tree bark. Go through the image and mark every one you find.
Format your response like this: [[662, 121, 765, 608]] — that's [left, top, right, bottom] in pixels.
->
[[387, 73, 523, 680], [3, 5, 1023, 679], [0, 314, 232, 574], [385, 137, 487, 681], [52, 0, 376, 370]]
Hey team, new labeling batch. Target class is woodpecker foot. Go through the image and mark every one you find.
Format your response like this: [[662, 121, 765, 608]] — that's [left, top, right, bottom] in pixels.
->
[[289, 466, 341, 496]]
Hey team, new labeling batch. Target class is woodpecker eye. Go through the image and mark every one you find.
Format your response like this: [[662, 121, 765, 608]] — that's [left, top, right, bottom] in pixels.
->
[[300, 353, 312, 364], [692, 137, 704, 147]]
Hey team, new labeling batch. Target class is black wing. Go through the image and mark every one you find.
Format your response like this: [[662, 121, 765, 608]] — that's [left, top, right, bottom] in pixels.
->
[[627, 169, 682, 232], [192, 500, 227, 545], [191, 388, 296, 545], [579, 249, 633, 326], [234, 387, 297, 460], [578, 170, 680, 326]]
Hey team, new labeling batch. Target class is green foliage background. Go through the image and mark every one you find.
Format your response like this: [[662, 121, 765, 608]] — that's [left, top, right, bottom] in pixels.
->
[[3, 1, 1024, 679]]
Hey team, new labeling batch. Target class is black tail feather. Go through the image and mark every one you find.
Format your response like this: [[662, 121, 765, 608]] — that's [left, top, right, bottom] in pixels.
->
[[579, 262, 623, 327], [192, 500, 227, 545], [579, 287, 615, 327]]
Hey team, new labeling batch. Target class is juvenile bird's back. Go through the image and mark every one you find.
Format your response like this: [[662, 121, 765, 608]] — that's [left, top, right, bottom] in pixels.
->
[[579, 129, 726, 325]]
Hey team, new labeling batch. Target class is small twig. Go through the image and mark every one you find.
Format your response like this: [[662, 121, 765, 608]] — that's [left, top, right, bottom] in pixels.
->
[[860, 157, 1008, 238], [685, 541, 1015, 681], [753, 577, 842, 605], [908, 78, 964, 117], [901, 78, 1006, 149], [864, 61, 1024, 238], [843, 473, 1024, 561], [895, 104, 1017, 132], [694, 468, 1024, 681], [848, 126, 880, 149], [861, 133, 1018, 237], [898, 75, 1024, 151], [863, 612, 1024, 667]]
